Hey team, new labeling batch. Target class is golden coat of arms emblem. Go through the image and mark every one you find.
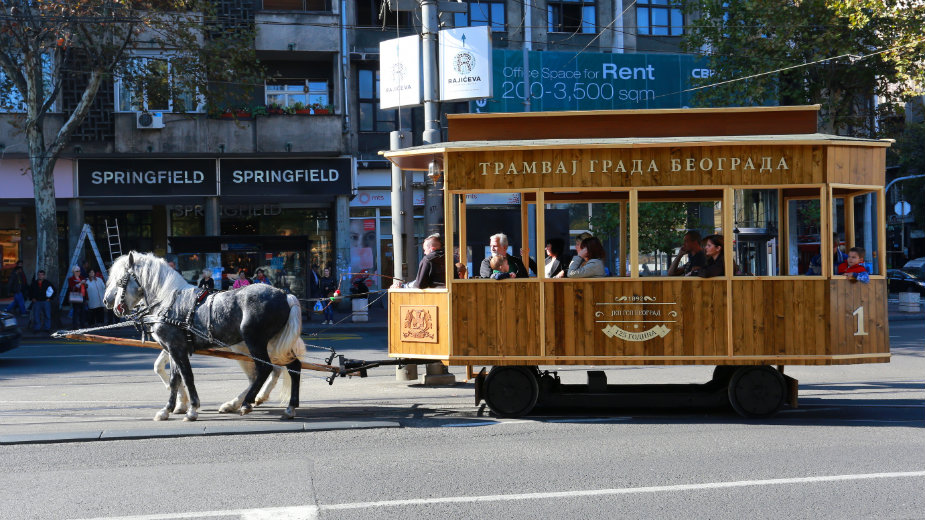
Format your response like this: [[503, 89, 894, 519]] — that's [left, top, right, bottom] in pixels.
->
[[400, 305, 438, 343]]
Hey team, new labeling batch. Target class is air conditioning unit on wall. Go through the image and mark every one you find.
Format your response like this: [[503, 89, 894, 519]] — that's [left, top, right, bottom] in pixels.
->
[[136, 111, 164, 129]]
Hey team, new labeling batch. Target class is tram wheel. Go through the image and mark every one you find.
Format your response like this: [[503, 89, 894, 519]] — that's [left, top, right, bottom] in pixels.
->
[[483, 366, 539, 418], [727, 366, 787, 418]]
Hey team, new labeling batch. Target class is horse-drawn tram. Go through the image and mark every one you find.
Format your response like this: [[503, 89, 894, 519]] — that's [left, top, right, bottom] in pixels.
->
[[383, 105, 891, 418]]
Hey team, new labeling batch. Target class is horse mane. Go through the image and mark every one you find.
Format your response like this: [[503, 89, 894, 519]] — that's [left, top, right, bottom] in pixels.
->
[[111, 251, 191, 306]]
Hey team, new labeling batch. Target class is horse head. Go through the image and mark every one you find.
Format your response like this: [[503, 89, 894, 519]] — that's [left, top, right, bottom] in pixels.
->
[[105, 252, 145, 317]]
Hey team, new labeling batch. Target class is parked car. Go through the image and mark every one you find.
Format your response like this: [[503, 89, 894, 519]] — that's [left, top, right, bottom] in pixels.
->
[[902, 257, 925, 278], [887, 269, 925, 295], [0, 310, 21, 354]]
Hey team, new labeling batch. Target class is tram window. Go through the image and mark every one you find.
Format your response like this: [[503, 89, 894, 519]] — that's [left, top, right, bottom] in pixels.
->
[[733, 189, 779, 276], [545, 199, 629, 277], [852, 192, 880, 275], [637, 200, 720, 277], [463, 193, 535, 278], [785, 199, 822, 275]]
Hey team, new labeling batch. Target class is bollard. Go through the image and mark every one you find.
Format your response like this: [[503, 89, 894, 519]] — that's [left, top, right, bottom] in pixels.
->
[[420, 362, 456, 386], [395, 364, 418, 381], [351, 298, 369, 322], [898, 292, 922, 313]]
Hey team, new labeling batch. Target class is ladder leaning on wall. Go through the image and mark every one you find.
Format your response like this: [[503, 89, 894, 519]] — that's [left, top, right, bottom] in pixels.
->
[[105, 219, 123, 265]]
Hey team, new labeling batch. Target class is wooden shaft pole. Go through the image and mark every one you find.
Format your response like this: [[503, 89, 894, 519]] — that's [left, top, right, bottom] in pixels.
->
[[61, 333, 339, 373]]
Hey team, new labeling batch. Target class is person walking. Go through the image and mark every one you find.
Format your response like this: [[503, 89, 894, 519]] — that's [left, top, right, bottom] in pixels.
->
[[85, 269, 106, 326], [29, 270, 54, 333], [232, 269, 250, 289], [5, 261, 28, 317]]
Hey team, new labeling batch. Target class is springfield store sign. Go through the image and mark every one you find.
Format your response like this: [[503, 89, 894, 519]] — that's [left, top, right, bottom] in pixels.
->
[[77, 157, 353, 197], [77, 159, 217, 197], [220, 157, 353, 196], [472, 50, 711, 113]]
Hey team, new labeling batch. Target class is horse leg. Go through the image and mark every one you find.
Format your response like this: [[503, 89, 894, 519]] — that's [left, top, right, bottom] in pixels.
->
[[219, 358, 255, 413], [155, 364, 182, 421], [255, 366, 282, 406], [239, 356, 273, 416], [281, 359, 301, 420], [154, 350, 188, 414], [171, 352, 200, 422]]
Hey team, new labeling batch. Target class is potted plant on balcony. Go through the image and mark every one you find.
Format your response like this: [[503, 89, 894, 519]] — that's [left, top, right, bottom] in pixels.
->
[[251, 105, 268, 117], [267, 103, 284, 115], [292, 102, 312, 115], [312, 103, 336, 115]]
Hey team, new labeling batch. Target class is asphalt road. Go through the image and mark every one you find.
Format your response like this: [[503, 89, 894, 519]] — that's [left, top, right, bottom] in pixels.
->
[[0, 320, 923, 519]]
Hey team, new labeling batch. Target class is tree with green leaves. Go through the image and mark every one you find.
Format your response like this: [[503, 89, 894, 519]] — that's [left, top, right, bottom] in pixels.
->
[[0, 1, 260, 318], [682, 0, 918, 135]]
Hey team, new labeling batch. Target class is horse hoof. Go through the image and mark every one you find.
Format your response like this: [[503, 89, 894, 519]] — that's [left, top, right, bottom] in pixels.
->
[[184, 411, 198, 422], [254, 397, 266, 406], [281, 407, 296, 420], [173, 405, 188, 414], [154, 409, 170, 421], [240, 404, 253, 416], [218, 402, 238, 413]]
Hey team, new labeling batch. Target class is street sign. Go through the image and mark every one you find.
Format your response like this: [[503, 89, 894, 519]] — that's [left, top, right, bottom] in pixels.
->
[[894, 200, 911, 216]]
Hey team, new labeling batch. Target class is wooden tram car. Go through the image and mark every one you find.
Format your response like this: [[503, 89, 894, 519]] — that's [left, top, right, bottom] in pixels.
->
[[383, 106, 890, 418]]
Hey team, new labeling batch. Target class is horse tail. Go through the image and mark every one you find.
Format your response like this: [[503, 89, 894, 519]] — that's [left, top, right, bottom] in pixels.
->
[[269, 294, 305, 405]]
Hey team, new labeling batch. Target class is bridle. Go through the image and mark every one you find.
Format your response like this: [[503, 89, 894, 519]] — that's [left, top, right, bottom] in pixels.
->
[[114, 265, 152, 318]]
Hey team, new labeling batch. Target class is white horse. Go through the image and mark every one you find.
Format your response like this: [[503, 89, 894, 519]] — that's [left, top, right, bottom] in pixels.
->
[[105, 252, 306, 421]]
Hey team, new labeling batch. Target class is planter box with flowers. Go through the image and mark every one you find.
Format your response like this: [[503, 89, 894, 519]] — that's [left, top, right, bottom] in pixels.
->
[[311, 103, 335, 115]]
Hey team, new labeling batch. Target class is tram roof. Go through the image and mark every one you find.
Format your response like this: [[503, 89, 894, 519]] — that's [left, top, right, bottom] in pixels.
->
[[382, 133, 891, 172]]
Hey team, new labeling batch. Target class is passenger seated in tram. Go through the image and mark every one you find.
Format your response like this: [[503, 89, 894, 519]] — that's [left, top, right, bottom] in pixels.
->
[[455, 262, 468, 279], [693, 234, 726, 278], [409, 234, 446, 289], [667, 231, 707, 276], [566, 236, 606, 278], [837, 247, 871, 284], [479, 233, 530, 278], [545, 239, 565, 279], [808, 233, 848, 275], [489, 255, 517, 280]]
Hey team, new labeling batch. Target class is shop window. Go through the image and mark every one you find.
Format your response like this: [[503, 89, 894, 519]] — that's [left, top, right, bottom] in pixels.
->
[[637, 0, 684, 36], [454, 1, 506, 32], [115, 55, 201, 113], [265, 78, 329, 108], [261, 0, 329, 11], [357, 68, 411, 132], [548, 0, 595, 34], [356, 0, 411, 27]]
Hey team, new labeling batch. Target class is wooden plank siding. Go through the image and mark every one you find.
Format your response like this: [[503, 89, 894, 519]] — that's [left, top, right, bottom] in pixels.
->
[[449, 281, 543, 363], [828, 278, 889, 363]]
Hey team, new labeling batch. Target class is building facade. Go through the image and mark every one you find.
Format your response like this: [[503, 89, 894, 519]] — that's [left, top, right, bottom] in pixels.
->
[[1, 0, 700, 297]]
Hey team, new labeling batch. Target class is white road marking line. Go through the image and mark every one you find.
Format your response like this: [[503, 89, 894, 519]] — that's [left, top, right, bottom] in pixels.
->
[[71, 505, 318, 520], [66, 471, 925, 519], [321, 470, 925, 511]]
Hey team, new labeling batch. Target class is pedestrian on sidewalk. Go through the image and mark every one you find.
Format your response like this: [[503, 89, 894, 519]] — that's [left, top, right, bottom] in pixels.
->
[[5, 261, 28, 317], [85, 269, 106, 326], [29, 270, 54, 333], [67, 266, 87, 329], [319, 267, 337, 324], [232, 269, 250, 289]]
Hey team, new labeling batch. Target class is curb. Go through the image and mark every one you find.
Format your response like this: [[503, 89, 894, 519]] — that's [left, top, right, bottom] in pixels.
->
[[0, 420, 401, 446]]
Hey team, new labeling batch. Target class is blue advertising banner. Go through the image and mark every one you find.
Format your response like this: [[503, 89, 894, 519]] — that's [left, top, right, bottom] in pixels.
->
[[471, 50, 710, 113]]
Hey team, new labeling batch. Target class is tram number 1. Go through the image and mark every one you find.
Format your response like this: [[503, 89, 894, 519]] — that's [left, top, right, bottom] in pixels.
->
[[852, 306, 869, 336]]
